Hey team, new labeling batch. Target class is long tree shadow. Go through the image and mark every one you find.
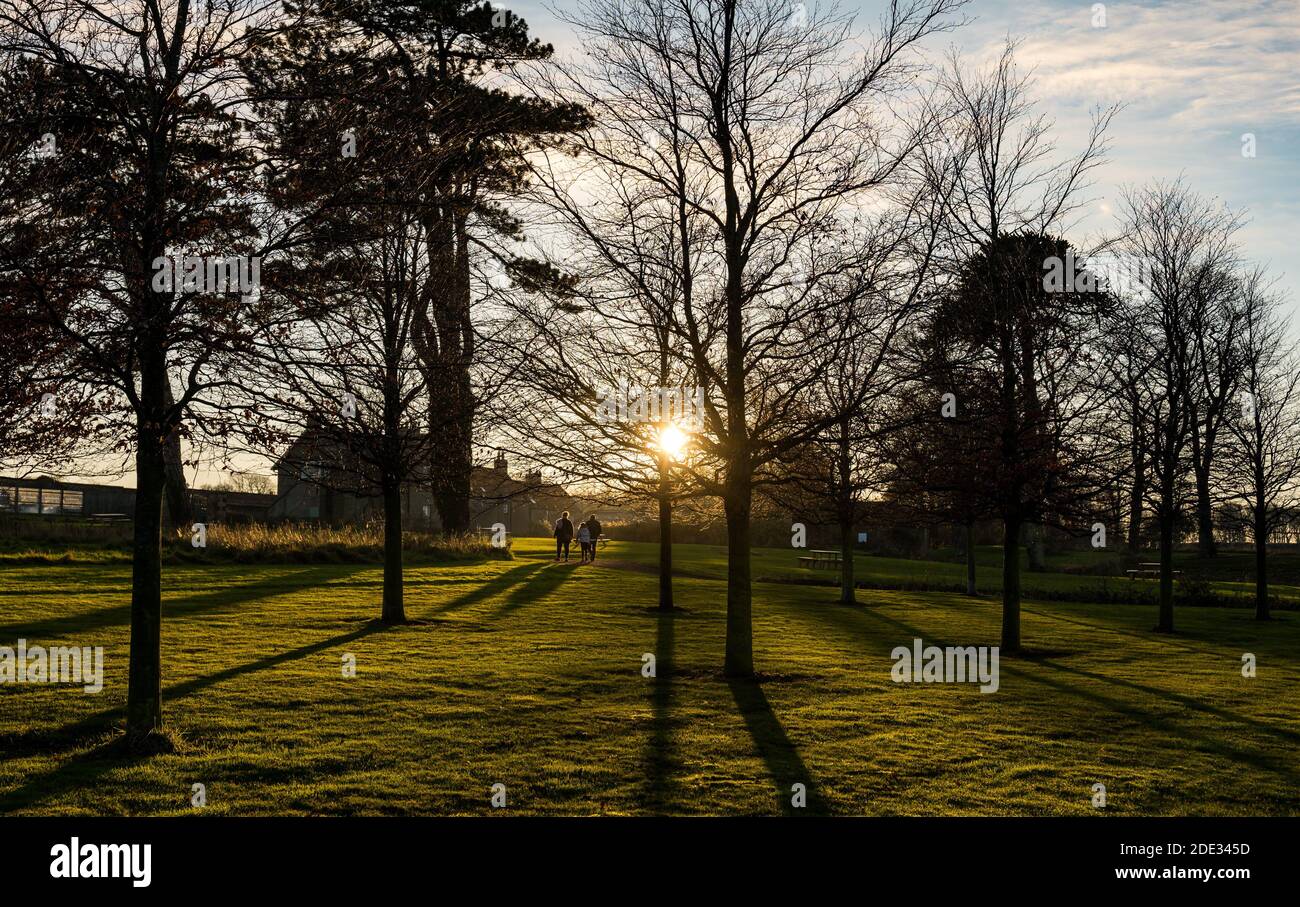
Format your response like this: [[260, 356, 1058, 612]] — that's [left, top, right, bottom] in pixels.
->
[[727, 677, 829, 816], [0, 620, 394, 812], [793, 597, 1300, 785], [642, 608, 683, 813], [0, 566, 353, 640], [1018, 605, 1213, 655], [493, 562, 580, 618], [1029, 656, 1300, 745], [1000, 659, 1300, 782], [844, 600, 1300, 745], [428, 562, 546, 615]]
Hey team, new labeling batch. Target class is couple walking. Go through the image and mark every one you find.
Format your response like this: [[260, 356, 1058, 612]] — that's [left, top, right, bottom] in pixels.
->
[[553, 511, 602, 564]]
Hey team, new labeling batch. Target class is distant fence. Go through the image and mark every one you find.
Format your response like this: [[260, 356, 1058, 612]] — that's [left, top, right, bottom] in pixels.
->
[[0, 514, 135, 545]]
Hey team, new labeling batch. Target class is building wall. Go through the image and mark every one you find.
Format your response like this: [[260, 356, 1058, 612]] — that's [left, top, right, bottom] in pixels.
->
[[0, 478, 136, 517], [0, 479, 273, 522], [270, 469, 563, 537], [270, 471, 322, 521]]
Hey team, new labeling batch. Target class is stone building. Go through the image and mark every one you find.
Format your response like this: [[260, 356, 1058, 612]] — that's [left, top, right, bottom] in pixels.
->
[[268, 430, 575, 536]]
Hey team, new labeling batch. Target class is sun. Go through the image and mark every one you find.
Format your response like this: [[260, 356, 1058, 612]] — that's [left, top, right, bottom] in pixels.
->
[[656, 423, 689, 461]]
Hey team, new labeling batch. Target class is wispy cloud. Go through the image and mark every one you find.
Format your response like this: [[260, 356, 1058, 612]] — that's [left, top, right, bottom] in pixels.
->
[[1002, 0, 1300, 132], [941, 0, 1300, 302]]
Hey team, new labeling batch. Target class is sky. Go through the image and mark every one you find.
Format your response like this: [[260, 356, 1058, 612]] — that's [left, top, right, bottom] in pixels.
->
[[52, 0, 1300, 489], [521, 0, 1299, 293]]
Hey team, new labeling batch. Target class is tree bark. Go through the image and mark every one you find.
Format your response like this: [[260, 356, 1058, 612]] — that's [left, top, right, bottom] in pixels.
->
[[723, 474, 754, 677], [999, 316, 1027, 651], [1192, 426, 1217, 557], [658, 456, 673, 611], [837, 423, 855, 604], [1254, 484, 1270, 620], [431, 388, 473, 533], [1001, 514, 1021, 651], [1157, 478, 1176, 633], [717, 29, 755, 678], [161, 381, 192, 531], [965, 522, 977, 596], [1127, 437, 1144, 552], [839, 508, 855, 605], [381, 478, 405, 623], [421, 209, 475, 535], [127, 367, 167, 741]]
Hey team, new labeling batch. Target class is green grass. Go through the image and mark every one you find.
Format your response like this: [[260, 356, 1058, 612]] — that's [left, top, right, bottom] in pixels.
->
[[1, 538, 1297, 815], [765, 543, 1300, 607]]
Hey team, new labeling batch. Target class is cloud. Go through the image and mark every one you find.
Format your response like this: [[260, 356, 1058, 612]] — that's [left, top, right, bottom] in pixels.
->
[[974, 0, 1300, 133], [944, 0, 1299, 302]]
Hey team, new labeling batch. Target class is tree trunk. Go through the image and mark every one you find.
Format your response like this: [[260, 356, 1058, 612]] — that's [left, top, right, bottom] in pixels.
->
[[1157, 486, 1176, 633], [723, 475, 753, 677], [1254, 488, 1270, 621], [381, 479, 405, 623], [998, 319, 1025, 651], [1001, 515, 1021, 651], [965, 522, 977, 596], [658, 457, 673, 611], [1025, 521, 1047, 571], [161, 381, 192, 532], [431, 392, 473, 533], [127, 378, 167, 741], [1127, 443, 1144, 552], [839, 508, 855, 605], [420, 209, 475, 535], [837, 422, 855, 604], [1193, 456, 1217, 557]]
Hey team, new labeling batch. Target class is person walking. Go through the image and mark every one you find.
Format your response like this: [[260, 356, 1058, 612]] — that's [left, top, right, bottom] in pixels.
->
[[554, 511, 574, 562], [577, 522, 592, 563], [586, 514, 603, 562]]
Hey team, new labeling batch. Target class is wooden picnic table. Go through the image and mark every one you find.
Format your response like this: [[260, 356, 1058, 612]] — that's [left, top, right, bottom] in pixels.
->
[[1126, 562, 1183, 579], [798, 549, 842, 569]]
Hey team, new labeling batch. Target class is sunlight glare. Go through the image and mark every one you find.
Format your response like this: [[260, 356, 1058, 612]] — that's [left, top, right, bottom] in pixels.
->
[[656, 423, 689, 461]]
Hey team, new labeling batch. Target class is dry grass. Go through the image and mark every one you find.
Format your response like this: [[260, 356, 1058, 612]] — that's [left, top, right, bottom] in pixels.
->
[[171, 522, 509, 564], [0, 519, 509, 564]]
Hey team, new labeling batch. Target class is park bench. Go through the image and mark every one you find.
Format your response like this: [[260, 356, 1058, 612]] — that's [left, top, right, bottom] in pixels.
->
[[798, 549, 842, 570], [1126, 562, 1183, 580]]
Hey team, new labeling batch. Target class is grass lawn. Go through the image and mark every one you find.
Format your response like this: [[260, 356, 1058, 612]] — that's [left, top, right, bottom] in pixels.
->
[[734, 542, 1300, 607], [2, 538, 1298, 816]]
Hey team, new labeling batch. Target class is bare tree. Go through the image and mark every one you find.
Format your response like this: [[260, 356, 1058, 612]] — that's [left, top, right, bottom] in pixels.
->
[[1222, 267, 1300, 621], [1097, 297, 1157, 553], [203, 473, 274, 494], [1120, 178, 1243, 633], [1187, 266, 1245, 557], [534, 0, 966, 676], [789, 199, 942, 604], [506, 204, 703, 610]]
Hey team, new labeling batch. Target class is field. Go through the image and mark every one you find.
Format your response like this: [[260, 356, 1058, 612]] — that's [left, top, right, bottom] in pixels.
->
[[2, 538, 1298, 816]]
